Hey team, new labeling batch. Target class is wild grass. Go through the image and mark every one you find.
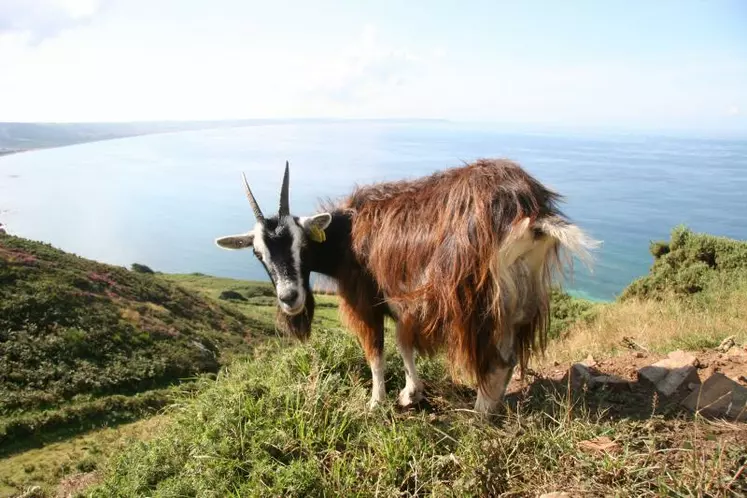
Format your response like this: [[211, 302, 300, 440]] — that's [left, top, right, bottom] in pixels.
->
[[0, 417, 166, 497], [88, 327, 746, 497], [544, 227, 747, 365]]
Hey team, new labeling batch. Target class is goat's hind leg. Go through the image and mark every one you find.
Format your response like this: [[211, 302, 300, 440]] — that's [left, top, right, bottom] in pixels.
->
[[396, 320, 424, 407]]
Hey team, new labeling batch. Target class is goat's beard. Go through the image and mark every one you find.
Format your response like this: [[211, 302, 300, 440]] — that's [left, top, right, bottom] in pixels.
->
[[275, 287, 315, 341]]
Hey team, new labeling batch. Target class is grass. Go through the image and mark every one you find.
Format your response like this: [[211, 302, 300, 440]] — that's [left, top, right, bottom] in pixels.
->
[[0, 417, 166, 497], [545, 227, 747, 366], [3, 226, 747, 497], [87, 327, 746, 497]]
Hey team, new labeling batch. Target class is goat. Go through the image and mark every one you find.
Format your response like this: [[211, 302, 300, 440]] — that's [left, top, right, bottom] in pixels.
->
[[215, 159, 598, 413]]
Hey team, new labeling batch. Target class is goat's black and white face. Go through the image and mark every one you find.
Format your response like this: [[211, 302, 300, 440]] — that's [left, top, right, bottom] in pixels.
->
[[215, 162, 331, 317]]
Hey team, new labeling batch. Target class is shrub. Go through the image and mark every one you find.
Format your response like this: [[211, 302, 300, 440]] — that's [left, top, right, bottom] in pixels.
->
[[218, 289, 247, 301], [622, 225, 747, 300], [130, 263, 155, 274]]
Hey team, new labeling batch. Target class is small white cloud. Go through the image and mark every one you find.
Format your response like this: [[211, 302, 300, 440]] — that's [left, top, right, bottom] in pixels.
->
[[305, 25, 435, 107], [0, 0, 103, 44]]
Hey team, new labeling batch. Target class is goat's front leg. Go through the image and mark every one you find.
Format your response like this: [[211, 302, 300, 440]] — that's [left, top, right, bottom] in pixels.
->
[[396, 321, 424, 407], [474, 325, 517, 414], [340, 299, 386, 409], [367, 349, 386, 409]]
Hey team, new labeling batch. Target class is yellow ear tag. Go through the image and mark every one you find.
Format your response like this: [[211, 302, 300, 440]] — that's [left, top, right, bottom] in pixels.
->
[[309, 226, 326, 243]]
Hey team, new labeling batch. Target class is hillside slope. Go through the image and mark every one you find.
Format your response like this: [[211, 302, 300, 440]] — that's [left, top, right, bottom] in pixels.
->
[[86, 227, 746, 497], [0, 235, 272, 449]]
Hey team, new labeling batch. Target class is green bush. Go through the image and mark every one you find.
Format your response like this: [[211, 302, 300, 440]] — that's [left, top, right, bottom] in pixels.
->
[[130, 263, 155, 274], [218, 289, 247, 301], [549, 289, 598, 338], [621, 225, 747, 300]]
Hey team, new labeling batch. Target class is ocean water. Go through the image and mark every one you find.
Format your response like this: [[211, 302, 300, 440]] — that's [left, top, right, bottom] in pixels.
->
[[1, 121, 745, 301]]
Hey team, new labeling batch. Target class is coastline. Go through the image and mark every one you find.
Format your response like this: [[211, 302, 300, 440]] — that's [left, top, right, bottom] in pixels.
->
[[0, 149, 28, 157]]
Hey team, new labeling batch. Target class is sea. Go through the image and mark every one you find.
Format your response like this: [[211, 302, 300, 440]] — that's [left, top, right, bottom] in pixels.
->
[[1, 121, 745, 302]]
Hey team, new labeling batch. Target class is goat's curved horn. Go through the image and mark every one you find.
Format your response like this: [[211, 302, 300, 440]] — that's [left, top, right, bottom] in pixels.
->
[[242, 172, 265, 222], [278, 160, 290, 217]]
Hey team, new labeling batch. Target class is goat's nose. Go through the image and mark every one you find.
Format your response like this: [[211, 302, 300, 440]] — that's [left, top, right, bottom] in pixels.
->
[[279, 289, 299, 305]]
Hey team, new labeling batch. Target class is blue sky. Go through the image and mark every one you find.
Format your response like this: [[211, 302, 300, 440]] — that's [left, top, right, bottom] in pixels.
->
[[0, 0, 745, 134]]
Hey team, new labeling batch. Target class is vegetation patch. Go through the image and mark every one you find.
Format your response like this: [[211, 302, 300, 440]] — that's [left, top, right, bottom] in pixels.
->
[[89, 329, 746, 497], [0, 235, 272, 423], [622, 225, 747, 300]]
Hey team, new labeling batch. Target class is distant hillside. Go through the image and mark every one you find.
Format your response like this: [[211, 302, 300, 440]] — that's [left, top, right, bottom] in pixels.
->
[[0, 120, 258, 154], [0, 119, 449, 155], [0, 234, 273, 449]]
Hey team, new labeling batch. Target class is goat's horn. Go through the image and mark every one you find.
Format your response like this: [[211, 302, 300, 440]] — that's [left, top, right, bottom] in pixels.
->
[[278, 160, 290, 217], [242, 172, 265, 222]]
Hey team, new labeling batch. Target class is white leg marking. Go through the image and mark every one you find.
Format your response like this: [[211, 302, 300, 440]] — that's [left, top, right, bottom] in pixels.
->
[[474, 364, 515, 414], [368, 354, 386, 409], [397, 343, 424, 407]]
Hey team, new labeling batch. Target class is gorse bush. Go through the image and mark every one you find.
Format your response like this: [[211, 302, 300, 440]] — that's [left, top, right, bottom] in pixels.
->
[[130, 263, 155, 274], [621, 225, 747, 300]]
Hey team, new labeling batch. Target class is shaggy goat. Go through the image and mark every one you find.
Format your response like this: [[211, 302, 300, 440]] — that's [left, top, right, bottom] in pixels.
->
[[215, 159, 598, 413]]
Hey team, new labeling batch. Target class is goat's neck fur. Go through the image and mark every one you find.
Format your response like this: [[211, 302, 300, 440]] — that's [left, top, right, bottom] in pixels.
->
[[303, 210, 355, 279]]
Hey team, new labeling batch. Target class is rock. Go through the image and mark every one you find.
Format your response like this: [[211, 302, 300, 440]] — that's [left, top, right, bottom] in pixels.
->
[[725, 346, 747, 360], [566, 363, 592, 389], [17, 487, 43, 498], [716, 335, 736, 353], [582, 354, 597, 368], [681, 372, 747, 421], [634, 351, 647, 358], [590, 374, 631, 391], [638, 350, 700, 397], [540, 493, 572, 498], [622, 336, 647, 351], [218, 289, 248, 301], [667, 350, 700, 367]]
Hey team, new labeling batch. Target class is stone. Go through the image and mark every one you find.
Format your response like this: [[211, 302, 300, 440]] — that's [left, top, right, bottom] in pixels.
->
[[638, 350, 701, 397], [716, 335, 736, 353], [681, 372, 747, 421], [566, 363, 592, 389], [540, 493, 572, 498], [581, 354, 597, 368], [666, 350, 699, 367], [590, 374, 631, 391]]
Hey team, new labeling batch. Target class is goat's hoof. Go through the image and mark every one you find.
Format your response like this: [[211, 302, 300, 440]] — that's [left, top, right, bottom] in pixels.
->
[[473, 397, 499, 415], [398, 387, 424, 407], [368, 396, 384, 411]]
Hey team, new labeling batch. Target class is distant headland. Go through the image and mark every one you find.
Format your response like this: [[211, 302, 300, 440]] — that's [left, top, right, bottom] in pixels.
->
[[0, 119, 449, 156]]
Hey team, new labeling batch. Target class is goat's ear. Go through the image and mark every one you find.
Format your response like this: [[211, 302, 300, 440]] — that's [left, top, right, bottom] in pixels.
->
[[299, 213, 332, 243], [215, 233, 254, 250], [299, 213, 332, 232]]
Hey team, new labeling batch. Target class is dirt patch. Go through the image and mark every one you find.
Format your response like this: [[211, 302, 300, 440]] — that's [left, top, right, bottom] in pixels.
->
[[55, 472, 99, 498], [506, 345, 747, 422], [696, 346, 747, 386]]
